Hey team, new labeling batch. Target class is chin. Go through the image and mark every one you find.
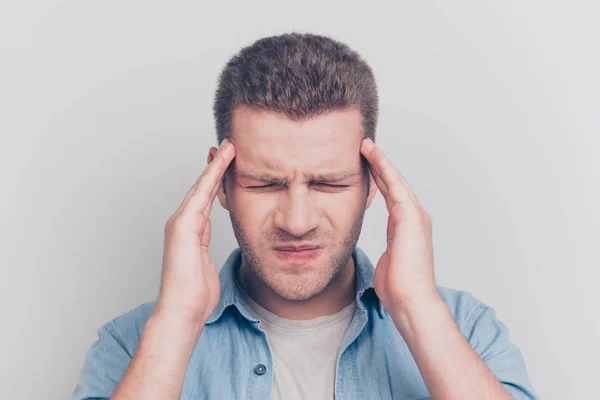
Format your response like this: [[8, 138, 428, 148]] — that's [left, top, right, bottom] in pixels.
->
[[266, 269, 333, 301], [272, 286, 323, 302]]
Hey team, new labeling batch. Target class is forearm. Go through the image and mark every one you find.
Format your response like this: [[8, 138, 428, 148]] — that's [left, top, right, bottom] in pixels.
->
[[111, 311, 205, 400], [389, 296, 512, 400]]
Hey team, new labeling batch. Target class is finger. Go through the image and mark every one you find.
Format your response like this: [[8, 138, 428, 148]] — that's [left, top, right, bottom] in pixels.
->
[[200, 217, 211, 248], [201, 180, 223, 222], [363, 153, 394, 210], [386, 211, 396, 241], [181, 139, 236, 218], [361, 138, 418, 211], [393, 167, 420, 206], [370, 170, 393, 210], [190, 140, 233, 197], [207, 180, 223, 209], [370, 162, 422, 213], [173, 141, 230, 217], [173, 180, 200, 218]]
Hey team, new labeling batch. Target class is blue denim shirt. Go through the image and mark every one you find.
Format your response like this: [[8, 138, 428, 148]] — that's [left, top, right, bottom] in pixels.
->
[[71, 247, 538, 399]]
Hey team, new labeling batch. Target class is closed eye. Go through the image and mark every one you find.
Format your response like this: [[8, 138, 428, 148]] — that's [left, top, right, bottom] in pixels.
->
[[246, 183, 350, 189], [313, 183, 350, 189], [247, 183, 281, 189], [313, 182, 350, 191]]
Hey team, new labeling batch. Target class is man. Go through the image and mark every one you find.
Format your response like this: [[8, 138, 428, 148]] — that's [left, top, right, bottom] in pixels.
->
[[71, 33, 538, 400]]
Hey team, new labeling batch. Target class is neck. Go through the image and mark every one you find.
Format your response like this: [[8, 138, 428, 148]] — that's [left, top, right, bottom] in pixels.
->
[[236, 255, 357, 320]]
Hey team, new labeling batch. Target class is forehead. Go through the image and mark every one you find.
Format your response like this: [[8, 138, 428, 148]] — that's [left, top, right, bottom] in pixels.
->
[[230, 106, 364, 173]]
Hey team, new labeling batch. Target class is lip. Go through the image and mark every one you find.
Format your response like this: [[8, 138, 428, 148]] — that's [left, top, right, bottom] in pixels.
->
[[274, 244, 320, 251], [273, 245, 322, 263]]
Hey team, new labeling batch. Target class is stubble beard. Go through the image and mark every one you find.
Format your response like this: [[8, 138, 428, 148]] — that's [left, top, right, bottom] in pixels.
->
[[229, 209, 365, 301]]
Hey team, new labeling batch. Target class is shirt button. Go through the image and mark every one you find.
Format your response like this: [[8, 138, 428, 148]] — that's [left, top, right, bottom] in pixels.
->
[[254, 364, 267, 375]]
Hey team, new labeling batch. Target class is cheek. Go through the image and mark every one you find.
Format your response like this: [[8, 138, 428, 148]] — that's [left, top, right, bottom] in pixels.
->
[[319, 190, 365, 228], [229, 188, 275, 228]]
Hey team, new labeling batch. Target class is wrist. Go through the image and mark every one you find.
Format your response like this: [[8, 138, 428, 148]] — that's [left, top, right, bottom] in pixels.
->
[[150, 306, 209, 341], [387, 292, 449, 338], [154, 297, 213, 328], [385, 284, 441, 316], [114, 307, 207, 399]]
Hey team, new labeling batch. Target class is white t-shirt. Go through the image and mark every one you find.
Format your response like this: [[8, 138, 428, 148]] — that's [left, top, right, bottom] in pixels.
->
[[236, 282, 356, 400]]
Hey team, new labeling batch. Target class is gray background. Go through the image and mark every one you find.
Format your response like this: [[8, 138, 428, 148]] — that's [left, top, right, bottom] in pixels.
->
[[1, 1, 598, 399]]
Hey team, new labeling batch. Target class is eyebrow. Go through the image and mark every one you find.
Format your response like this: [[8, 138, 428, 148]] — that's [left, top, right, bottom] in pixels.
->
[[234, 169, 361, 183], [311, 170, 362, 182], [234, 171, 285, 184]]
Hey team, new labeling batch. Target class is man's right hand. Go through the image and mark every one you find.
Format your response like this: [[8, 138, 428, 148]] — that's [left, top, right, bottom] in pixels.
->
[[156, 138, 236, 326], [111, 139, 236, 400]]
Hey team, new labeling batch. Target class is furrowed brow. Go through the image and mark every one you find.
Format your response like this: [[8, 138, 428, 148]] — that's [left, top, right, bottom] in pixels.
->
[[311, 171, 361, 182], [234, 170, 285, 183], [234, 169, 361, 184]]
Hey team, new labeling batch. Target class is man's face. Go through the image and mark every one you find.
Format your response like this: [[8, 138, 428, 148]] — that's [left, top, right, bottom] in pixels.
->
[[216, 106, 376, 301]]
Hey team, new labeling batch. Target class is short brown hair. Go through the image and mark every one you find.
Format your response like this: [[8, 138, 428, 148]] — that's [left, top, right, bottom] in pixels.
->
[[213, 33, 379, 143]]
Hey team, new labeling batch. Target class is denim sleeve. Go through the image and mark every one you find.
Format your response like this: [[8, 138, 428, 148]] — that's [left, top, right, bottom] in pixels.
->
[[69, 321, 132, 400], [465, 302, 540, 400]]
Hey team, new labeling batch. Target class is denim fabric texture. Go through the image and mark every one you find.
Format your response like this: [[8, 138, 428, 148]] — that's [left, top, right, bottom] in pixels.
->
[[71, 247, 539, 399]]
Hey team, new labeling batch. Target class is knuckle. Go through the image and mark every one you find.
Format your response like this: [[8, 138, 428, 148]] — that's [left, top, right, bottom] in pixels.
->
[[389, 203, 405, 219], [168, 211, 206, 233], [165, 215, 186, 231], [420, 209, 432, 224], [164, 217, 176, 232]]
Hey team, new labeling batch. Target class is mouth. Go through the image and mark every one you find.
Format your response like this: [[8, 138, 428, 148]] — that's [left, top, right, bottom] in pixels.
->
[[273, 244, 322, 264]]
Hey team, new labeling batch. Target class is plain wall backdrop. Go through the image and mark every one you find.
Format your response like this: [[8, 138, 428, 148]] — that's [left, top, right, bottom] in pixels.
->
[[1, 1, 598, 399]]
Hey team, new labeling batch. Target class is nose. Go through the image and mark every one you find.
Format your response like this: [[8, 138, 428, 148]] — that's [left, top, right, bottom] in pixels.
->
[[274, 185, 320, 238]]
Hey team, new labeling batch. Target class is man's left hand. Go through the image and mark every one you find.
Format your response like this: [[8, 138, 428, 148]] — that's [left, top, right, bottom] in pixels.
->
[[360, 138, 441, 315]]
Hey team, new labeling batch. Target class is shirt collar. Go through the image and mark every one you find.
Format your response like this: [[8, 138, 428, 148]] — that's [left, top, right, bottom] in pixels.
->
[[206, 246, 385, 325]]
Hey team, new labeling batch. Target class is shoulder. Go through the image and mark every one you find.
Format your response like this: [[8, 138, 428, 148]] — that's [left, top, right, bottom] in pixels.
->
[[102, 301, 240, 348], [435, 288, 538, 398], [70, 301, 157, 399], [435, 286, 489, 337], [101, 301, 157, 352]]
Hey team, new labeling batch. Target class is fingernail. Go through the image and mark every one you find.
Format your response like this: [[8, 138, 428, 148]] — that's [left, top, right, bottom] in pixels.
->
[[219, 139, 230, 151]]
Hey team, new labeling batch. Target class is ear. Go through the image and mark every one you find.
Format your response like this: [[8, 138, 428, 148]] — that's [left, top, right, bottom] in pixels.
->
[[365, 170, 378, 210], [207, 146, 229, 210]]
